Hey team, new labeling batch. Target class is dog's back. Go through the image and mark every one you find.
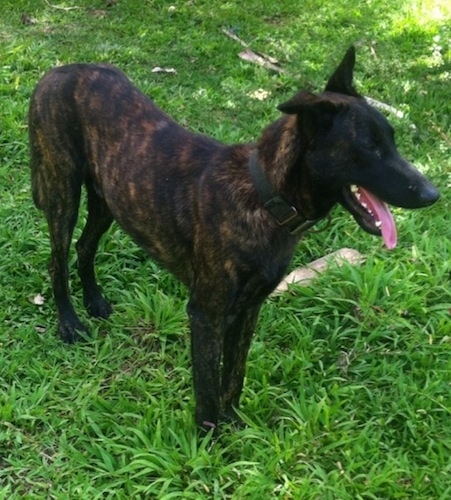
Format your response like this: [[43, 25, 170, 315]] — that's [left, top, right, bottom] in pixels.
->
[[29, 64, 244, 284], [30, 64, 173, 207]]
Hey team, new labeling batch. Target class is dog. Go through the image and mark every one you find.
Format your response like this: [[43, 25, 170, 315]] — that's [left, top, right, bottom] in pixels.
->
[[29, 46, 439, 432]]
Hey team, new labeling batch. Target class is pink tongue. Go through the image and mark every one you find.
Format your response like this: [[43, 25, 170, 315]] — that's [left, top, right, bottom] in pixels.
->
[[358, 187, 397, 249]]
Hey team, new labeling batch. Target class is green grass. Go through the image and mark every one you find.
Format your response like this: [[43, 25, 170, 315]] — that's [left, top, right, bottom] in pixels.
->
[[1, 0, 450, 497]]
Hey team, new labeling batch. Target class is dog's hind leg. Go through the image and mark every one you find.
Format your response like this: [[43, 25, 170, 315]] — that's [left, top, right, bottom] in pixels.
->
[[76, 181, 114, 320], [30, 104, 90, 342], [220, 305, 261, 423], [44, 177, 86, 343]]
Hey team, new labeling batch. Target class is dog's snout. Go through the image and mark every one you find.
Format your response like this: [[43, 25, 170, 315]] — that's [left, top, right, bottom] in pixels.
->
[[410, 183, 440, 207]]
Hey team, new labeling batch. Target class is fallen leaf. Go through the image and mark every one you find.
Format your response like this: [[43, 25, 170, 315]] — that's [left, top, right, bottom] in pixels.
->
[[31, 294, 45, 306], [222, 28, 285, 73], [91, 9, 108, 18], [151, 67, 177, 74], [247, 89, 270, 101], [239, 49, 284, 73], [222, 28, 279, 64]]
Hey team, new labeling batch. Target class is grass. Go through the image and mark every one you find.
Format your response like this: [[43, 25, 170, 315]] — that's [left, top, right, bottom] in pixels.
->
[[1, 0, 450, 497]]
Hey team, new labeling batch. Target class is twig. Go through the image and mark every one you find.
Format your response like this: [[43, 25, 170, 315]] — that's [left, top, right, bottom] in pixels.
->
[[271, 248, 365, 295], [222, 28, 279, 64], [365, 97, 404, 119], [221, 28, 250, 49], [222, 28, 284, 73], [239, 49, 284, 73]]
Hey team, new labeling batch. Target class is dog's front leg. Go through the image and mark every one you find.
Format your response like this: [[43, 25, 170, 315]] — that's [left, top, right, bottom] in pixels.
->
[[220, 305, 261, 423], [187, 297, 224, 433]]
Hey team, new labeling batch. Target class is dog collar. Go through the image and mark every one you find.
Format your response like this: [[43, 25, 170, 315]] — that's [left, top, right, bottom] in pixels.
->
[[248, 150, 320, 235]]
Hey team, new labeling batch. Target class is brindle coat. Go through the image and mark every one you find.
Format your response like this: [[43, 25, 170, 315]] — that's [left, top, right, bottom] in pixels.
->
[[29, 47, 439, 431]]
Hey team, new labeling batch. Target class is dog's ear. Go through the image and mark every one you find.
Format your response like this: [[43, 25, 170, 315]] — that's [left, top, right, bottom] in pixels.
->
[[277, 90, 324, 115], [278, 91, 354, 139], [324, 45, 360, 97], [277, 90, 349, 115]]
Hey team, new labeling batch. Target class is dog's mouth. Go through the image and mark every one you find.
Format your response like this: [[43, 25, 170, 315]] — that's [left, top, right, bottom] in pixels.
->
[[341, 185, 397, 249]]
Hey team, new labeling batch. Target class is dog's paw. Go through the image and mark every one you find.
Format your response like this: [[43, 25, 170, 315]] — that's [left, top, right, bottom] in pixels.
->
[[58, 318, 89, 344], [85, 295, 112, 319]]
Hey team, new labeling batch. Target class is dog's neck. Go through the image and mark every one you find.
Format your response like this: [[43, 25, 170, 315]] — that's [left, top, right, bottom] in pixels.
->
[[248, 150, 320, 235]]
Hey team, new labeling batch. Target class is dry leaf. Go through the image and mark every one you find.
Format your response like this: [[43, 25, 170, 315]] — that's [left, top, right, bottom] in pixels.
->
[[247, 89, 270, 101], [239, 49, 284, 73], [151, 67, 177, 74], [32, 293, 45, 306], [221, 29, 284, 73], [221, 28, 279, 64], [91, 9, 108, 18]]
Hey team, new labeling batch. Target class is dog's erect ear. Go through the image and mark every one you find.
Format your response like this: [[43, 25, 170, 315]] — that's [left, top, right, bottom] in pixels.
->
[[278, 47, 360, 115], [324, 45, 359, 97]]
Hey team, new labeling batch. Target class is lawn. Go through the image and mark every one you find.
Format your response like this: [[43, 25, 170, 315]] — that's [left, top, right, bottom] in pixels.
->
[[0, 0, 450, 498]]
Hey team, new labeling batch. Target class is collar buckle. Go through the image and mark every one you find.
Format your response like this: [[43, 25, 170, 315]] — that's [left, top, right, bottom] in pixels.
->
[[249, 151, 320, 235], [264, 196, 299, 227]]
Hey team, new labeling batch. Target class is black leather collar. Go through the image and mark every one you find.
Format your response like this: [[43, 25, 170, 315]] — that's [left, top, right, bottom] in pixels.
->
[[248, 150, 320, 235]]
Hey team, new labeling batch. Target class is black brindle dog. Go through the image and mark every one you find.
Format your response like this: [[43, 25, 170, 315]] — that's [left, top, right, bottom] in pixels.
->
[[29, 47, 439, 431]]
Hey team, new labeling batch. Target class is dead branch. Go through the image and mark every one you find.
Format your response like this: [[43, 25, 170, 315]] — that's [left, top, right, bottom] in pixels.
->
[[272, 248, 365, 295], [222, 28, 284, 73]]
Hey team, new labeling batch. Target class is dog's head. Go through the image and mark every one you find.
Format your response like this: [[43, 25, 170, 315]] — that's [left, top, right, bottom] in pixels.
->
[[277, 46, 439, 249]]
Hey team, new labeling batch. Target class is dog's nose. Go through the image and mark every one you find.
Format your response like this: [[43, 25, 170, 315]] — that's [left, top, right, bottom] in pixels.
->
[[417, 184, 440, 206]]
